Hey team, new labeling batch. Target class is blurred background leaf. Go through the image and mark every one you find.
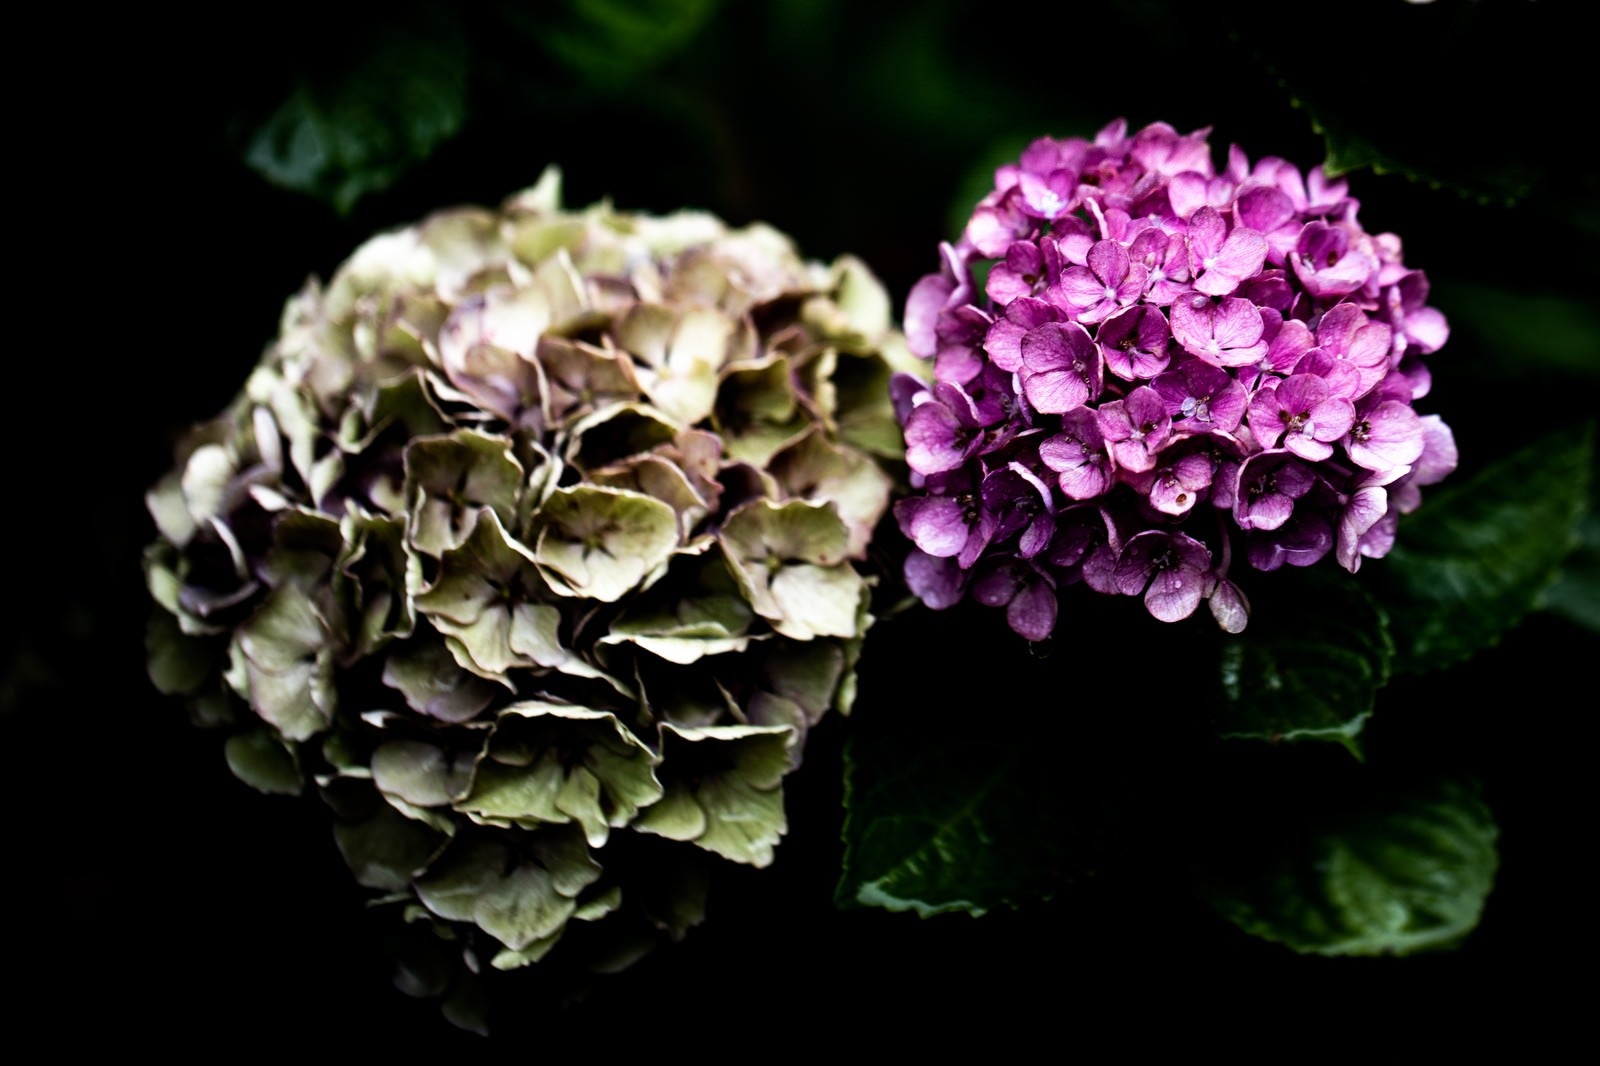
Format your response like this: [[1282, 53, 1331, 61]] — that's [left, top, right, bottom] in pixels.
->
[[235, 5, 468, 214]]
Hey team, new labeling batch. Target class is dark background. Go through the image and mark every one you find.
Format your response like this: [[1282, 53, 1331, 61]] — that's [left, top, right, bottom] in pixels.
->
[[11, 0, 1595, 1051]]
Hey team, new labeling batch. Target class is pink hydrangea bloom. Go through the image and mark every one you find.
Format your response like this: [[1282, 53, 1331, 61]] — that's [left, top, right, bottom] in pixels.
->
[[893, 118, 1455, 638]]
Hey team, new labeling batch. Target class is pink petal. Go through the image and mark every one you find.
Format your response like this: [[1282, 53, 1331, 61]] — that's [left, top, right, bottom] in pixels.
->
[[1212, 228, 1268, 280], [1337, 486, 1388, 572], [1169, 171, 1210, 219], [1348, 401, 1425, 472], [1212, 298, 1265, 350]]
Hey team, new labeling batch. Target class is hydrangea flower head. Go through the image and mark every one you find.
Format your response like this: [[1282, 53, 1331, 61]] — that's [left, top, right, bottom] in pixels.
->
[[895, 119, 1454, 638], [143, 168, 911, 1025]]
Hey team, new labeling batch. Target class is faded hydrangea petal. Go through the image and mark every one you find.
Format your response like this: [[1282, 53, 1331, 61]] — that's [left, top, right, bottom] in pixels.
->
[[145, 167, 906, 1025]]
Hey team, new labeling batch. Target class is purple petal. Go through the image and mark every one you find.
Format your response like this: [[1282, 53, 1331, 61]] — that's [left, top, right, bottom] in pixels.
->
[[971, 565, 1020, 608], [905, 273, 954, 359], [1188, 207, 1226, 260], [1023, 369, 1090, 414], [1149, 466, 1202, 515], [1169, 171, 1209, 219], [1242, 490, 1295, 531], [1275, 373, 1329, 414], [1208, 579, 1250, 633], [1087, 239, 1130, 285], [1098, 305, 1171, 381], [1246, 513, 1334, 571], [1263, 318, 1315, 373], [1021, 322, 1101, 413], [905, 402, 972, 475], [904, 550, 967, 610], [1007, 577, 1058, 641], [1018, 512, 1054, 559], [897, 495, 971, 558], [984, 318, 1028, 373], [1211, 228, 1268, 280], [1307, 395, 1356, 442], [966, 204, 1018, 258], [1145, 568, 1204, 622], [934, 344, 985, 387], [1056, 268, 1108, 315], [1039, 416, 1111, 500], [1404, 307, 1450, 354], [1235, 185, 1294, 235]]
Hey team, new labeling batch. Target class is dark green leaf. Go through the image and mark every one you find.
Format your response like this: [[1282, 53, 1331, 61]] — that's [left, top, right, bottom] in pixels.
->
[[1540, 509, 1600, 633], [1216, 568, 1391, 754], [1374, 422, 1594, 673], [522, 0, 723, 86], [1248, 10, 1548, 208], [240, 11, 467, 214], [1203, 776, 1498, 956], [838, 739, 1056, 916], [837, 691, 1096, 916], [1303, 104, 1528, 204]]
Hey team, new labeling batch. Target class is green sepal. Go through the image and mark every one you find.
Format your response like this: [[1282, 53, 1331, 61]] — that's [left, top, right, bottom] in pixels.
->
[[224, 729, 304, 796], [719, 503, 865, 640], [633, 723, 794, 867], [372, 739, 478, 808], [412, 830, 601, 952], [335, 510, 415, 659], [404, 430, 526, 557], [145, 609, 214, 696], [413, 509, 596, 683], [588, 453, 713, 540], [331, 790, 451, 892], [801, 255, 893, 353], [381, 638, 499, 723], [634, 306, 743, 425], [713, 355, 811, 466], [457, 702, 663, 847], [531, 485, 680, 604], [534, 335, 641, 429], [769, 427, 894, 560], [602, 550, 757, 664], [233, 584, 336, 741]]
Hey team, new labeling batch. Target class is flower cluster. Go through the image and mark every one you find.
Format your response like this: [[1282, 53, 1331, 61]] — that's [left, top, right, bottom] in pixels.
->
[[894, 119, 1456, 638], [144, 169, 911, 1022]]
